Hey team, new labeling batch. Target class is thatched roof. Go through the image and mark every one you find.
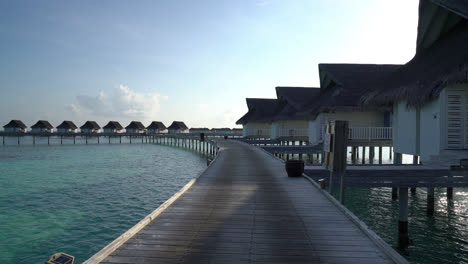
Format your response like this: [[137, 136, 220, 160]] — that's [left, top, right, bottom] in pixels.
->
[[80, 121, 101, 130], [276, 87, 320, 108], [31, 120, 53, 129], [274, 87, 320, 121], [103, 121, 123, 130], [297, 64, 400, 119], [57, 121, 77, 130], [362, 13, 468, 108], [168, 121, 188, 130], [125, 121, 145, 130], [236, 98, 278, 125], [146, 121, 166, 130], [3, 120, 27, 129], [431, 0, 468, 19]]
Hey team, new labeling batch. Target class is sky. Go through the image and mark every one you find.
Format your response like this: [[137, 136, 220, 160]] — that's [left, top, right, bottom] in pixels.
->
[[0, 0, 419, 129]]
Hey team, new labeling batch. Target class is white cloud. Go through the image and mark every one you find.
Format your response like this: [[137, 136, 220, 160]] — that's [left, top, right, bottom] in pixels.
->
[[195, 103, 209, 110], [212, 106, 244, 128], [65, 85, 167, 124]]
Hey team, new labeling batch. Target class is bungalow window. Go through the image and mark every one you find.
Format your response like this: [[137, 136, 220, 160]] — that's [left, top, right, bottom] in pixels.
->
[[446, 87, 468, 149]]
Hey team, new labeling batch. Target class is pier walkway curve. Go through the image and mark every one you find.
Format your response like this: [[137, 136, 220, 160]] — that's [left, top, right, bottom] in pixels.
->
[[98, 140, 396, 264]]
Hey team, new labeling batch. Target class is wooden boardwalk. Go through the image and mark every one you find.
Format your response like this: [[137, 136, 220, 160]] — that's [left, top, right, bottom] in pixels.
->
[[97, 140, 399, 264]]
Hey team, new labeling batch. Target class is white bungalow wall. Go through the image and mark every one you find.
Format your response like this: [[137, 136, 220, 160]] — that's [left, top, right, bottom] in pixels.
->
[[393, 98, 443, 161], [104, 128, 123, 133], [57, 128, 77, 133], [31, 128, 52, 133], [271, 120, 308, 139], [308, 111, 385, 144], [126, 129, 145, 133], [394, 84, 468, 162], [243, 123, 271, 137], [169, 129, 189, 134], [81, 128, 100, 133], [4, 127, 26, 133]]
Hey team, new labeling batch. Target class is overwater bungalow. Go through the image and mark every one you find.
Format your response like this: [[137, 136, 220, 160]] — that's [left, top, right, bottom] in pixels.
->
[[271, 87, 320, 141], [56, 121, 78, 133], [307, 64, 400, 144], [167, 121, 189, 134], [362, 0, 468, 166], [3, 120, 27, 133], [189, 128, 210, 134], [125, 121, 146, 134], [80, 121, 101, 133], [146, 121, 167, 134], [31, 120, 53, 133], [236, 98, 277, 138], [102, 121, 124, 133]]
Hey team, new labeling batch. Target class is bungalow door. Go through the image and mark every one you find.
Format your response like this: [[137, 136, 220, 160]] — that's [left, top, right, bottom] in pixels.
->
[[446, 87, 468, 149]]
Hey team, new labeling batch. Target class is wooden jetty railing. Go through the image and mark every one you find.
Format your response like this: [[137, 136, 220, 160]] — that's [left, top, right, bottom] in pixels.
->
[[0, 131, 222, 150], [349, 127, 392, 141], [152, 134, 219, 158], [304, 164, 468, 250], [319, 125, 392, 141]]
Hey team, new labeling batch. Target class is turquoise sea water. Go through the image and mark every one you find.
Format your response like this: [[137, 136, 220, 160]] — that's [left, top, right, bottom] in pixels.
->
[[0, 143, 206, 263], [344, 187, 468, 264]]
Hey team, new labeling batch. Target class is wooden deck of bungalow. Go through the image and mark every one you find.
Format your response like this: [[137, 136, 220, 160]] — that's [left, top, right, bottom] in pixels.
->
[[88, 140, 405, 264]]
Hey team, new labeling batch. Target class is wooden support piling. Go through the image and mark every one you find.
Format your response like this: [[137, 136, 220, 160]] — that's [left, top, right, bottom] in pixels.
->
[[119, 136, 122, 144], [362, 146, 366, 164], [391, 153, 401, 200], [17, 136, 20, 145], [74, 136, 76, 144], [98, 136, 100, 144], [392, 188, 398, 200], [86, 136, 88, 144], [411, 187, 416, 194], [109, 137, 111, 144], [427, 187, 435, 216], [398, 187, 409, 250], [447, 168, 454, 199], [340, 171, 345, 204], [378, 146, 383, 164], [369, 147, 375, 164]]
